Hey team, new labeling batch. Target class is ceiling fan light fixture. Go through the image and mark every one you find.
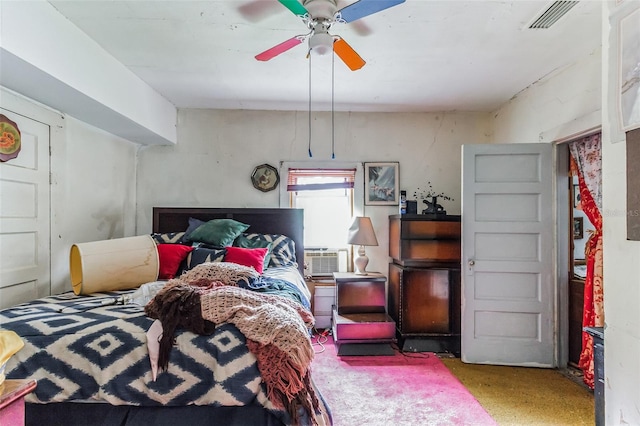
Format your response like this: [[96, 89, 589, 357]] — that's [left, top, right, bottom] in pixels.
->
[[303, 0, 338, 20], [308, 32, 334, 55], [256, 0, 405, 67]]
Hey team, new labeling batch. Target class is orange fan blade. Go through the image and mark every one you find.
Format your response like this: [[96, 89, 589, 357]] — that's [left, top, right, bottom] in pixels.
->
[[333, 38, 366, 71]]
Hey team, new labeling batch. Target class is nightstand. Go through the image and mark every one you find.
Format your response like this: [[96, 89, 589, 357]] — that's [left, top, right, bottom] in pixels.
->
[[0, 379, 37, 426], [332, 272, 396, 356]]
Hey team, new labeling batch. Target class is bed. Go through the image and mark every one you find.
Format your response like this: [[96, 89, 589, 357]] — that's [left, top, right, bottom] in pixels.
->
[[0, 207, 331, 426]]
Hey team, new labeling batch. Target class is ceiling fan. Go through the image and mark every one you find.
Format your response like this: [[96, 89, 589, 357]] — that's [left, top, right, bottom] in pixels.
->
[[255, 0, 406, 71]]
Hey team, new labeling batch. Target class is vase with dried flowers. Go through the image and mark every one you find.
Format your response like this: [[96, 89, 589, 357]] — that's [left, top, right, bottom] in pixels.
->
[[413, 182, 454, 215]]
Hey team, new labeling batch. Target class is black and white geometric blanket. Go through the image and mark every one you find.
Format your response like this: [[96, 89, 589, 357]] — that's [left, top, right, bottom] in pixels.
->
[[0, 290, 291, 422]]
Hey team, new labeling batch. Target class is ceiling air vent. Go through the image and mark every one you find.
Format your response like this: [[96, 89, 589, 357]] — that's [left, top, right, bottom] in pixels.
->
[[528, 1, 579, 29]]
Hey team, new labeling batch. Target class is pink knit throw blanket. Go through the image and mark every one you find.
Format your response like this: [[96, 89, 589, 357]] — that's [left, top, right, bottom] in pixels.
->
[[200, 286, 319, 420]]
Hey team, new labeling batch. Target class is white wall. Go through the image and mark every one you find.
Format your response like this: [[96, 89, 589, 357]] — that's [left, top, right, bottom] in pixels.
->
[[602, 1, 640, 424], [492, 47, 602, 144], [50, 116, 138, 294], [600, 140, 640, 425], [136, 109, 491, 275]]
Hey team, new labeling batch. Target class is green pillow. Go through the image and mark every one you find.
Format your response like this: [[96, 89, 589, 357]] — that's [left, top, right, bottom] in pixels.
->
[[235, 234, 273, 261], [186, 219, 250, 247]]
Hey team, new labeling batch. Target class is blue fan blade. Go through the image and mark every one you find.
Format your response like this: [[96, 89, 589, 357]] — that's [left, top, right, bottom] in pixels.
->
[[337, 0, 405, 23]]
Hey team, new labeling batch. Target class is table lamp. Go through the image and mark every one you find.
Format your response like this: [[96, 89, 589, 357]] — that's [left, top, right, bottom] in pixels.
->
[[347, 216, 378, 275]]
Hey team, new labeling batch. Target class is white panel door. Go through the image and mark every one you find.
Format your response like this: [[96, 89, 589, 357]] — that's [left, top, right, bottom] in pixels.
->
[[0, 108, 50, 308], [461, 143, 555, 367]]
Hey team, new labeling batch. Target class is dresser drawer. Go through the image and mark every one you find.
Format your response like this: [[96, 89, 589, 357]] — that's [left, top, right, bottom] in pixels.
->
[[400, 220, 460, 239], [397, 239, 461, 263], [389, 215, 461, 264]]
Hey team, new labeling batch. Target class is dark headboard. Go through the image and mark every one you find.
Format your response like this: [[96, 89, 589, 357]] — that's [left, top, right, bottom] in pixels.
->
[[152, 207, 305, 275]]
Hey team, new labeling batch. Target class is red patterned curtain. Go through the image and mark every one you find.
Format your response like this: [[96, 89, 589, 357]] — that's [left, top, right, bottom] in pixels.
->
[[569, 133, 603, 390]]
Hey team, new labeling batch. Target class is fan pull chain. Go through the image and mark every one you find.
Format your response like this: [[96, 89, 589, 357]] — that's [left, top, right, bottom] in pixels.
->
[[308, 53, 313, 158], [331, 47, 335, 159]]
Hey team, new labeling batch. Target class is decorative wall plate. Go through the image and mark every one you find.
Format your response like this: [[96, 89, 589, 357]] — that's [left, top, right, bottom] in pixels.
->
[[251, 163, 280, 192], [0, 114, 21, 162]]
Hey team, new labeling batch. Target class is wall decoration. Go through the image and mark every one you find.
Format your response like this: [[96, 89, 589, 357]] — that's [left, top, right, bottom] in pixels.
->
[[573, 217, 584, 240], [0, 114, 21, 162], [619, 8, 640, 131], [364, 162, 399, 205], [251, 163, 280, 192], [573, 184, 582, 209]]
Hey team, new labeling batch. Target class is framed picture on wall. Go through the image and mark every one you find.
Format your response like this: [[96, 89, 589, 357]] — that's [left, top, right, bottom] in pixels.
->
[[573, 184, 581, 208], [364, 162, 399, 205], [619, 8, 640, 132], [573, 217, 584, 240]]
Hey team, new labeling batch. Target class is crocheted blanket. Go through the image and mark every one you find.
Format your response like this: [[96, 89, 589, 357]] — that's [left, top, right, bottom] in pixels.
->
[[145, 269, 319, 424]]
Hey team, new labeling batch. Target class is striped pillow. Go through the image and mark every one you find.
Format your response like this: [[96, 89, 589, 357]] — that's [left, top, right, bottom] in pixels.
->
[[185, 247, 226, 270], [151, 232, 187, 245], [240, 233, 297, 268]]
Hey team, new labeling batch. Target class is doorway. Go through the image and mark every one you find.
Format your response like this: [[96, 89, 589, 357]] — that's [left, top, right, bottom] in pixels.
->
[[555, 131, 602, 372]]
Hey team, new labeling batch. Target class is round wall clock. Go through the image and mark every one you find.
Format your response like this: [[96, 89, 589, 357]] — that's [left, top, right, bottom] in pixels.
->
[[251, 163, 280, 192]]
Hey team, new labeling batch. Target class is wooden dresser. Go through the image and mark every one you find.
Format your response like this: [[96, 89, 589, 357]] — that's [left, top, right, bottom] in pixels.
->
[[387, 214, 461, 354]]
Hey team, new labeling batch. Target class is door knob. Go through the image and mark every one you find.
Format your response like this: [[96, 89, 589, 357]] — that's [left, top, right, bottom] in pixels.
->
[[466, 259, 475, 276]]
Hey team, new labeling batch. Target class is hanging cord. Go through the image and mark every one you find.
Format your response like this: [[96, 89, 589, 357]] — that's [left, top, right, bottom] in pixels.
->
[[308, 53, 313, 158], [312, 327, 330, 353], [331, 48, 335, 159]]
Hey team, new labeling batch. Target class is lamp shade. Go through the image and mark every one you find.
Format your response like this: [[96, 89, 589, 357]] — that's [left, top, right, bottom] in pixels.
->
[[70, 235, 159, 295], [347, 217, 378, 246]]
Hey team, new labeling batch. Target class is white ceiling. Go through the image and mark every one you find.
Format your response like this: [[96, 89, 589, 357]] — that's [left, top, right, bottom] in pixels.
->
[[47, 0, 602, 113]]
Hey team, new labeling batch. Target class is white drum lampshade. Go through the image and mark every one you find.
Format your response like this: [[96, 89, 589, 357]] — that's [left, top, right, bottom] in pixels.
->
[[70, 235, 159, 295]]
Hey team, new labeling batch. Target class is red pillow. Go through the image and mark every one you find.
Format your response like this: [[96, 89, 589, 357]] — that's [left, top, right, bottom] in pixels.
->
[[157, 244, 193, 279], [224, 246, 269, 274]]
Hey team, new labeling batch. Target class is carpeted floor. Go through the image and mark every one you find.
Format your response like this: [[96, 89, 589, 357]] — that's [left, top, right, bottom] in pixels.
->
[[311, 334, 594, 426], [311, 335, 496, 426], [440, 357, 594, 425]]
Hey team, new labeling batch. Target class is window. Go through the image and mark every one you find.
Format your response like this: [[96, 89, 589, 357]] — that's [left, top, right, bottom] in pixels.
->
[[287, 168, 356, 249]]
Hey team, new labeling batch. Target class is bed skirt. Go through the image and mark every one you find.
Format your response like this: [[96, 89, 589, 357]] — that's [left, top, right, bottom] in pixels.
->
[[26, 402, 286, 426]]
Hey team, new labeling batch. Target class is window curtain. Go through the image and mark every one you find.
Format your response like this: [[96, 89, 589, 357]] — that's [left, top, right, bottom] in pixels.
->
[[287, 168, 356, 191], [569, 133, 603, 390]]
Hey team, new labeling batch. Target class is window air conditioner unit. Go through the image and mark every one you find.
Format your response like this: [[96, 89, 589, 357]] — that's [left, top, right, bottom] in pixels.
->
[[304, 249, 347, 277]]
